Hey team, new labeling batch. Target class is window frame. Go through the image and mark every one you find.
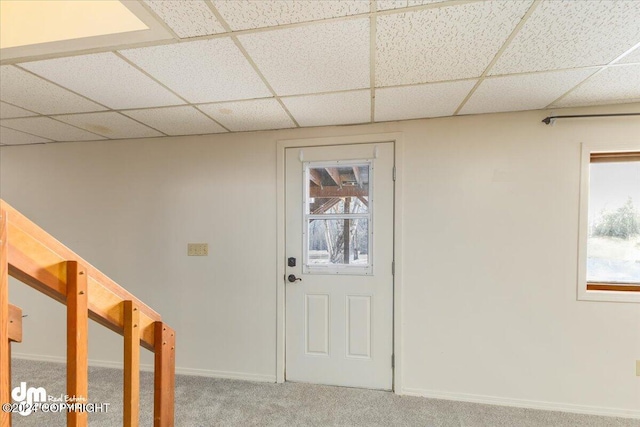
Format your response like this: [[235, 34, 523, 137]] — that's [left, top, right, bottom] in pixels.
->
[[302, 159, 374, 276], [578, 141, 640, 303]]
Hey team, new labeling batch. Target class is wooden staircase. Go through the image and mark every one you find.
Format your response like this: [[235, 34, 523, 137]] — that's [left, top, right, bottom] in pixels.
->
[[0, 200, 175, 426]]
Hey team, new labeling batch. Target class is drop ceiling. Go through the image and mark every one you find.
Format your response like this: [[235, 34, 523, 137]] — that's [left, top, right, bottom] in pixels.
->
[[1, 0, 639, 146]]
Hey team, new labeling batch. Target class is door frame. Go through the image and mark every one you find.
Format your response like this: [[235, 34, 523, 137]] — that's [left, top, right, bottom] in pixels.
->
[[276, 132, 405, 393]]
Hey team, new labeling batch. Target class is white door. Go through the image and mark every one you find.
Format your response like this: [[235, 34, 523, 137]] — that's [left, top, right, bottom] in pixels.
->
[[285, 142, 394, 390]]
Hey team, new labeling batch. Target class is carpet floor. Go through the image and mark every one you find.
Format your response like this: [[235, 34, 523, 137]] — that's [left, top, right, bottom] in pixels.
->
[[8, 359, 638, 426]]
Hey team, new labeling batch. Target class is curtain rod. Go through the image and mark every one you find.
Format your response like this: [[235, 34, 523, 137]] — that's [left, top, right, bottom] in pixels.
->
[[542, 112, 640, 125]]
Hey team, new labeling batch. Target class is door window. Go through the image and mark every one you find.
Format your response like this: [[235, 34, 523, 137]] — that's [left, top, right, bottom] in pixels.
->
[[303, 161, 373, 274]]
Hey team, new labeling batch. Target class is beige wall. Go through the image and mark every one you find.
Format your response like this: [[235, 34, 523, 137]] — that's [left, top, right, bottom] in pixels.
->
[[1, 103, 639, 416]]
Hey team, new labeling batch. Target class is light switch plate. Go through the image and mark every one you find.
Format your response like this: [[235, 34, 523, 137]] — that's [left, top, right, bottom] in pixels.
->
[[188, 243, 208, 256], [636, 360, 640, 376]]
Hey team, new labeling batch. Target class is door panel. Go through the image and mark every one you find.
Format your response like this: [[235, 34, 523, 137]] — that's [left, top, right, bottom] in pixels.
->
[[346, 295, 371, 359], [305, 294, 329, 356], [285, 143, 394, 390]]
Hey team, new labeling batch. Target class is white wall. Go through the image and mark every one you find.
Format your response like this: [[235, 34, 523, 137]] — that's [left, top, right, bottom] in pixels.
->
[[2, 135, 278, 379], [1, 104, 639, 416]]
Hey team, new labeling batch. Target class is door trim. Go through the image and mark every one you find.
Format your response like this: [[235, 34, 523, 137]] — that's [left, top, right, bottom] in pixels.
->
[[276, 132, 404, 393]]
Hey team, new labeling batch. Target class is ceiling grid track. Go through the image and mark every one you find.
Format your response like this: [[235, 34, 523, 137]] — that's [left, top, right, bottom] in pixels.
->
[[0, 0, 483, 67], [6, 65, 114, 140], [112, 55, 231, 133], [376, 0, 481, 16], [204, 0, 300, 128], [113, 111, 169, 137], [5, 63, 622, 125], [136, 0, 182, 42], [2, 114, 105, 142], [542, 67, 605, 110], [545, 40, 640, 109], [12, 64, 114, 113], [45, 115, 111, 140], [0, 99, 43, 117], [123, 0, 227, 136], [453, 0, 542, 116], [111, 51, 230, 133], [0, 126, 54, 143], [15, 60, 172, 138]]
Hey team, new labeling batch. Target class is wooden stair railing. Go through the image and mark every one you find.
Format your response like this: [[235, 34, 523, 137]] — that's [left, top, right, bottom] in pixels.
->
[[0, 200, 175, 427]]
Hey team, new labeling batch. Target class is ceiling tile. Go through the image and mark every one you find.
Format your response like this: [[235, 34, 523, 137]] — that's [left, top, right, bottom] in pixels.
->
[[239, 19, 369, 96], [619, 46, 640, 64], [0, 102, 37, 119], [376, 1, 532, 86], [123, 106, 227, 135], [120, 38, 271, 103], [375, 80, 476, 121], [0, 65, 106, 115], [143, 0, 226, 38], [377, 1, 448, 11], [1, 117, 106, 142], [460, 69, 596, 115], [213, 0, 370, 31], [199, 98, 296, 131], [54, 112, 163, 139], [282, 90, 370, 127], [490, 0, 640, 75], [552, 64, 640, 108], [0, 126, 51, 145], [20, 53, 185, 109]]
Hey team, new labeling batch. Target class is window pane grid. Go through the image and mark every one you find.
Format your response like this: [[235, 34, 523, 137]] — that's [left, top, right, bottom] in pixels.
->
[[303, 161, 373, 274]]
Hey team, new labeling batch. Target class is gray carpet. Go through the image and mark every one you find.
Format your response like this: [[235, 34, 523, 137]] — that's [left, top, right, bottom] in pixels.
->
[[8, 359, 638, 426]]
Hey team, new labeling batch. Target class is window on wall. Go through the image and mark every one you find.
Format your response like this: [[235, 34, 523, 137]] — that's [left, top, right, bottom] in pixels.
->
[[582, 149, 640, 298]]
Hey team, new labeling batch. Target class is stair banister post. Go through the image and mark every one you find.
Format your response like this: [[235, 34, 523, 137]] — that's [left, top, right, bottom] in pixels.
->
[[66, 261, 88, 427], [153, 322, 175, 427], [123, 300, 140, 427]]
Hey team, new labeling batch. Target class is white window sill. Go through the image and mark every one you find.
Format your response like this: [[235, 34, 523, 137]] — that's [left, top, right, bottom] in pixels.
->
[[578, 288, 640, 303]]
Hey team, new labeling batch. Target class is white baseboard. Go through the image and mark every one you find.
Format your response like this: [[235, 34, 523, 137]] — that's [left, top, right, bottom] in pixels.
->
[[11, 353, 276, 383], [173, 366, 275, 383], [401, 387, 640, 420], [11, 352, 155, 372], [15, 353, 631, 417]]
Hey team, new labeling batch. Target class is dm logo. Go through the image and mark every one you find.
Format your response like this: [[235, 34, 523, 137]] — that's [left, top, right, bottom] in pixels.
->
[[11, 382, 46, 416]]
